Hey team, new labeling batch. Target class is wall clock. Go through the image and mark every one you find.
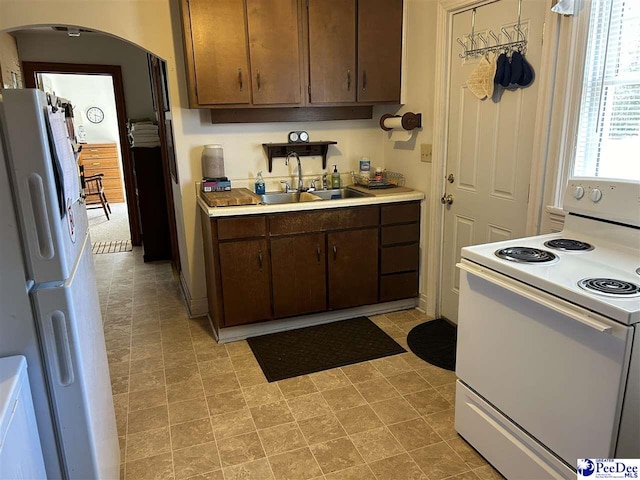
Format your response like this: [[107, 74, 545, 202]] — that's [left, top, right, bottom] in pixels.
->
[[86, 106, 104, 124]]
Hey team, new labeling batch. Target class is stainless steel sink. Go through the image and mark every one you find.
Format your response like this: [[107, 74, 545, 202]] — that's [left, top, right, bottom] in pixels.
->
[[311, 188, 372, 200], [260, 188, 372, 205], [259, 192, 322, 204]]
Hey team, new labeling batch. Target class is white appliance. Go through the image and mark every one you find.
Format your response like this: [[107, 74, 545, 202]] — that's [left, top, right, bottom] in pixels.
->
[[0, 356, 47, 479], [455, 178, 640, 479], [0, 89, 119, 479]]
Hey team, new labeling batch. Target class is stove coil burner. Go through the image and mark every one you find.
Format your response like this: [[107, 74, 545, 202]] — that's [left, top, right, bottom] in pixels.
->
[[495, 247, 558, 263], [578, 278, 640, 297], [544, 239, 594, 252]]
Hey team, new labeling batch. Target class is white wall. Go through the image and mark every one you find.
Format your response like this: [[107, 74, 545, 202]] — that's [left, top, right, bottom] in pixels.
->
[[384, 0, 439, 310], [42, 74, 119, 143], [15, 30, 155, 120], [0, 32, 22, 87]]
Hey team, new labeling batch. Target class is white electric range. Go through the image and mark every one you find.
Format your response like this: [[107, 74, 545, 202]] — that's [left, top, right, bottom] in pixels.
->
[[454, 178, 640, 479]]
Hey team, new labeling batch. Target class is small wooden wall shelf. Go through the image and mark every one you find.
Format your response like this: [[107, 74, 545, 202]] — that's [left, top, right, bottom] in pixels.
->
[[262, 141, 338, 172]]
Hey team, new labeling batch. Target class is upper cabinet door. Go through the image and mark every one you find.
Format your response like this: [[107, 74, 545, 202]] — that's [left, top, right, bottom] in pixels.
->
[[188, 0, 251, 105], [308, 0, 356, 104], [357, 0, 403, 103], [246, 0, 302, 105]]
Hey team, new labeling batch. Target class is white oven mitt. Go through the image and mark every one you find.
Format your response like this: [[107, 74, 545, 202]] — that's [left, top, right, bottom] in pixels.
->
[[467, 56, 493, 100]]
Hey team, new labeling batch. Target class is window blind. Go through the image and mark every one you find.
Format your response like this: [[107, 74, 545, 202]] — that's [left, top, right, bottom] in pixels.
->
[[574, 0, 640, 180]]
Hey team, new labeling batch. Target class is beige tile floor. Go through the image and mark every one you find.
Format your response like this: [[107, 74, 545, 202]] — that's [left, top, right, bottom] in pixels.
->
[[95, 248, 504, 480]]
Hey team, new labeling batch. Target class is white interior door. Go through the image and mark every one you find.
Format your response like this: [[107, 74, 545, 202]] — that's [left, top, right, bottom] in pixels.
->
[[440, 0, 546, 323]]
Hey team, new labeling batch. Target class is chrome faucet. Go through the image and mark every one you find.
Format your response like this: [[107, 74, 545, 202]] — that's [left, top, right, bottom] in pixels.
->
[[285, 151, 304, 192]]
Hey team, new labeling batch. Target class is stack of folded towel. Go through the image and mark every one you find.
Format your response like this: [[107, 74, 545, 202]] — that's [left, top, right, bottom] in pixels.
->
[[128, 121, 160, 147]]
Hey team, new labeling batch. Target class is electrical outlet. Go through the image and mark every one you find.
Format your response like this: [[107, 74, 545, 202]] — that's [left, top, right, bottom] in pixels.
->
[[420, 144, 432, 163]]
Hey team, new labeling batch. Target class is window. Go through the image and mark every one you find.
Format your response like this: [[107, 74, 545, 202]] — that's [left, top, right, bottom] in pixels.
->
[[573, 0, 640, 180]]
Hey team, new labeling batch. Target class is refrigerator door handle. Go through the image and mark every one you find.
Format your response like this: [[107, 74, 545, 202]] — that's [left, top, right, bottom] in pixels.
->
[[49, 310, 74, 386], [28, 173, 54, 260]]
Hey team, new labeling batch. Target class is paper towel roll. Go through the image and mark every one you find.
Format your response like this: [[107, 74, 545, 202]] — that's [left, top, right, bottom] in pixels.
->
[[382, 116, 405, 130]]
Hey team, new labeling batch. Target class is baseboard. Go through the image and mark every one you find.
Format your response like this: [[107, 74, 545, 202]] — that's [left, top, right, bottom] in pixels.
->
[[215, 298, 418, 343], [179, 272, 209, 318], [418, 293, 429, 315]]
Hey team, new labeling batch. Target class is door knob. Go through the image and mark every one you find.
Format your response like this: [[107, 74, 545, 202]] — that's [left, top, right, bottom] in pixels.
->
[[440, 194, 453, 205]]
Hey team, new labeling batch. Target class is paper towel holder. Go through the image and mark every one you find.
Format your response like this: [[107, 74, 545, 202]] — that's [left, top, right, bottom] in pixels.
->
[[380, 112, 422, 131]]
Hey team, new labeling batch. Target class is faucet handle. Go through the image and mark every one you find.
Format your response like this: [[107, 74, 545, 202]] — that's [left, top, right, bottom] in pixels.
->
[[309, 178, 320, 191], [280, 180, 291, 193]]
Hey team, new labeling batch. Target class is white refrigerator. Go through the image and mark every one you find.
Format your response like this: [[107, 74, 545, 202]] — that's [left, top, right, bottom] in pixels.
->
[[0, 89, 119, 479]]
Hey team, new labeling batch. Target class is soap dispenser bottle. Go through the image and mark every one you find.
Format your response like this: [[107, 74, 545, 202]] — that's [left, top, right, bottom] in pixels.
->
[[331, 165, 341, 189], [255, 171, 266, 194]]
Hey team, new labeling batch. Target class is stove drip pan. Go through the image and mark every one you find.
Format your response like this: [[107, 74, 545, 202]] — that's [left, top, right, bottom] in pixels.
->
[[544, 239, 594, 252], [578, 278, 640, 297], [495, 247, 558, 263]]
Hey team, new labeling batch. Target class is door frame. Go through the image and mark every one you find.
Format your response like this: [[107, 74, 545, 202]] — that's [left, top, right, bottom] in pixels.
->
[[427, 0, 558, 318], [22, 61, 142, 246]]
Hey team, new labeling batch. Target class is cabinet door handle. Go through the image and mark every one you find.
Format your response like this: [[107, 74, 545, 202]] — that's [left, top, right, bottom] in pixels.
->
[[258, 250, 263, 271], [316, 245, 321, 263], [238, 68, 243, 91], [332, 245, 337, 260], [347, 69, 351, 91], [256, 71, 261, 91], [362, 70, 367, 91]]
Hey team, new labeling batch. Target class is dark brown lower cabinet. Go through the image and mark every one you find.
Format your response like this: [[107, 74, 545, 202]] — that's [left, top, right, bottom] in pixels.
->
[[271, 234, 326, 318], [201, 201, 421, 330], [328, 228, 378, 310], [219, 239, 272, 326]]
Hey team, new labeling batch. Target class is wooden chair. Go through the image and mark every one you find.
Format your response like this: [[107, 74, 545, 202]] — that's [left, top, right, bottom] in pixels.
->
[[80, 165, 111, 220]]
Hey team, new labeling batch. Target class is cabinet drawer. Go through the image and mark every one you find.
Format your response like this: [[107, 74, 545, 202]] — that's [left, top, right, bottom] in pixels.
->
[[381, 244, 419, 274], [218, 216, 267, 240], [381, 202, 420, 225], [82, 157, 119, 169], [269, 206, 379, 235], [380, 271, 419, 302], [381, 223, 419, 246]]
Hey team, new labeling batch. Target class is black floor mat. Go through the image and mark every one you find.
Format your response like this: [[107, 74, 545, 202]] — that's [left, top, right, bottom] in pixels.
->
[[247, 317, 406, 382], [406, 319, 457, 371]]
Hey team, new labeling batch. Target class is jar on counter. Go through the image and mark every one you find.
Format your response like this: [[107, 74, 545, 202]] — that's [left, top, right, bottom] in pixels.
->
[[374, 167, 384, 181], [201, 144, 225, 180]]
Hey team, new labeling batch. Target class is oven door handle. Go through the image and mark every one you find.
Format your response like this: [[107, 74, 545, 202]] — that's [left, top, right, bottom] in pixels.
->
[[457, 262, 614, 335]]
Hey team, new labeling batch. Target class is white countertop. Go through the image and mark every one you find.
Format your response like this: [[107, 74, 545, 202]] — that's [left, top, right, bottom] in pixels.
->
[[197, 186, 424, 218]]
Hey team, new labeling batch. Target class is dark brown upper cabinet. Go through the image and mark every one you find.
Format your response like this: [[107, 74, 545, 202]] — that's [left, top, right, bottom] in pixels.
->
[[308, 0, 357, 104], [185, 0, 251, 105], [357, 0, 404, 103], [246, 0, 302, 105], [181, 0, 403, 113]]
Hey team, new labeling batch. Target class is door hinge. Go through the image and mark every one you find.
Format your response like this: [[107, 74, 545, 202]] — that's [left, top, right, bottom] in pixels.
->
[[527, 184, 531, 203], [541, 22, 545, 46], [306, 0, 309, 8], [308, 84, 311, 102]]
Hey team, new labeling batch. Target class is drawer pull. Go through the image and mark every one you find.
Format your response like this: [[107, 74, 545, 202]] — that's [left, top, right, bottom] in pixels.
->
[[317, 245, 321, 263], [332, 245, 337, 260], [347, 69, 351, 91], [92, 162, 101, 166], [238, 68, 244, 91], [362, 70, 367, 91], [258, 250, 263, 271], [256, 71, 261, 91]]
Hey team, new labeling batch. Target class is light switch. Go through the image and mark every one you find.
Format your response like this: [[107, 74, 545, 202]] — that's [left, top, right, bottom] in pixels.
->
[[420, 144, 432, 163]]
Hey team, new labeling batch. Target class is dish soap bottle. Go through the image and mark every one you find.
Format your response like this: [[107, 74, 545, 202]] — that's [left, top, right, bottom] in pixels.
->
[[254, 171, 266, 194], [331, 165, 341, 189]]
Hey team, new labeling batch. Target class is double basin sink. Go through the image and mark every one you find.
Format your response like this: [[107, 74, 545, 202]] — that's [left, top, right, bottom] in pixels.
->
[[260, 187, 372, 205]]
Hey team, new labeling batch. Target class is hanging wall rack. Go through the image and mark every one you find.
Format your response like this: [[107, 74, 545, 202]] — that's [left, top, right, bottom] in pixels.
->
[[457, 0, 527, 58]]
